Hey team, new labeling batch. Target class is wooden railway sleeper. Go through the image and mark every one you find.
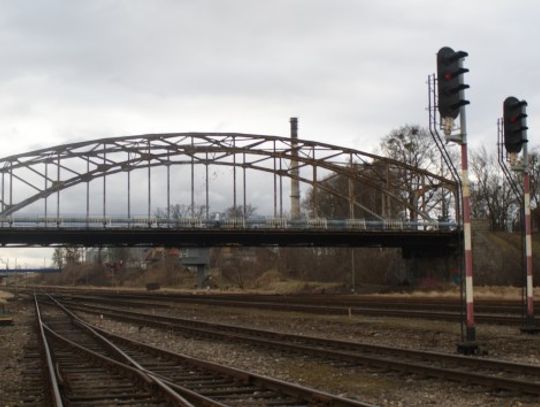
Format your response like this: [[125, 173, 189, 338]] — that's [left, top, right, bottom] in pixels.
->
[[46, 296, 376, 407], [63, 299, 540, 378], [36, 296, 193, 407]]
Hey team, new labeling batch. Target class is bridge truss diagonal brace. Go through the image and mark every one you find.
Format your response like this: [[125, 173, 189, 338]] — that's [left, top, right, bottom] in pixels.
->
[[0, 133, 457, 221]]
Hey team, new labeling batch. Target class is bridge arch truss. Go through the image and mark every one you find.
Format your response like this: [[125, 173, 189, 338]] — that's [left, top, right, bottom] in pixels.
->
[[0, 132, 457, 223]]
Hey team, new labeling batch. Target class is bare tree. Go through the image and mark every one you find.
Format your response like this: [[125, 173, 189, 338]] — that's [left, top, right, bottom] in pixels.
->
[[528, 149, 540, 208], [379, 125, 444, 220], [470, 146, 518, 230], [526, 149, 540, 228], [225, 204, 257, 218], [155, 204, 208, 219], [52, 247, 82, 268], [302, 160, 404, 220], [52, 248, 65, 269], [64, 248, 82, 265]]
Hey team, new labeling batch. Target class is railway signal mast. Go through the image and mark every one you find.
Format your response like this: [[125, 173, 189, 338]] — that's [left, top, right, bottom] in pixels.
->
[[500, 97, 539, 333], [436, 47, 478, 353]]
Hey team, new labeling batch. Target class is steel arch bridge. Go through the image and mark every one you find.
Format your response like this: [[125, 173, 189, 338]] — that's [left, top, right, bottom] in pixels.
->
[[0, 131, 459, 253]]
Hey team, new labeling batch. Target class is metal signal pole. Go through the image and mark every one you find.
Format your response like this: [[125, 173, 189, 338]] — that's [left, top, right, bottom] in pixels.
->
[[458, 95, 476, 346], [436, 47, 477, 353], [520, 141, 539, 333], [500, 97, 538, 333], [523, 160, 535, 321]]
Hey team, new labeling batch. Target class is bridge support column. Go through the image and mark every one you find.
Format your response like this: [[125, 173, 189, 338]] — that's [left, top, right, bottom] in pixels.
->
[[196, 265, 208, 289], [402, 248, 458, 287], [180, 248, 210, 289]]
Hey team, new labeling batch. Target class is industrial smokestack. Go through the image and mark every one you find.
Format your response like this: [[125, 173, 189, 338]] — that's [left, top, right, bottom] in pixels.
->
[[290, 117, 300, 219]]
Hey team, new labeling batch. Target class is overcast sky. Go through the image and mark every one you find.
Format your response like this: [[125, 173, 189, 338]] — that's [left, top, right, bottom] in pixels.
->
[[0, 0, 538, 266]]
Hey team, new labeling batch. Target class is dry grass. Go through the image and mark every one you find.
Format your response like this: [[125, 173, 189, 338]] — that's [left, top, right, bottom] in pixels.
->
[[368, 285, 537, 300], [283, 360, 398, 399], [0, 290, 14, 304], [250, 270, 343, 293]]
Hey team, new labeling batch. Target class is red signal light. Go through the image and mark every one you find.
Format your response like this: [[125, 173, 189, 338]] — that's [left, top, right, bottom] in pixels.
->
[[503, 96, 528, 154], [437, 47, 469, 119]]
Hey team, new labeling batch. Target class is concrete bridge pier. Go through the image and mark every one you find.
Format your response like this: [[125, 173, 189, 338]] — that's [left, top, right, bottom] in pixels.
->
[[402, 247, 457, 287], [179, 248, 210, 289], [196, 264, 208, 289]]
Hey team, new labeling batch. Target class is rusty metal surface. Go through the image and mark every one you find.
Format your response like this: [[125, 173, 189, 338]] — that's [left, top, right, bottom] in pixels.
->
[[57, 297, 540, 396], [40, 295, 376, 407], [0, 133, 456, 221], [0, 226, 459, 252]]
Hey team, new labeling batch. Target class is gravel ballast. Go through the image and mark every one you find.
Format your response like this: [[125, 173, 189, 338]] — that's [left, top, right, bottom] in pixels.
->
[[79, 302, 540, 407]]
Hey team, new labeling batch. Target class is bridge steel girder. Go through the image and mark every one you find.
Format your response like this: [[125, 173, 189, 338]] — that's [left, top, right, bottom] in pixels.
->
[[0, 227, 460, 257], [0, 133, 457, 220]]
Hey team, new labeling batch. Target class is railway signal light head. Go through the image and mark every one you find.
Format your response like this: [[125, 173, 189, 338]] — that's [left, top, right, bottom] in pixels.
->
[[503, 96, 528, 154], [437, 47, 470, 119]]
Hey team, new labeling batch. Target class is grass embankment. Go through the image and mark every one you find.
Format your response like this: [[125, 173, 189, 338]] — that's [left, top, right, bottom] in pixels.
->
[[368, 285, 537, 301], [0, 290, 14, 303]]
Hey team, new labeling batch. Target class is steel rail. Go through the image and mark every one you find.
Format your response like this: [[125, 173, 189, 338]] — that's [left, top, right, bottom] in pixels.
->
[[47, 295, 224, 407], [49, 296, 195, 407], [57, 298, 540, 396], [106, 292, 524, 313], [60, 299, 539, 375], [62, 293, 524, 325], [25, 287, 529, 320], [42, 295, 376, 407], [42, 324, 187, 404], [33, 286, 527, 308], [33, 295, 64, 407], [45, 320, 228, 407], [35, 297, 192, 406], [95, 329, 377, 407], [78, 294, 524, 314], [24, 286, 525, 317]]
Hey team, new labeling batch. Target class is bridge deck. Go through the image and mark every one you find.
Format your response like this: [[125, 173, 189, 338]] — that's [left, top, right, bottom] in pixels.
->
[[0, 227, 459, 256]]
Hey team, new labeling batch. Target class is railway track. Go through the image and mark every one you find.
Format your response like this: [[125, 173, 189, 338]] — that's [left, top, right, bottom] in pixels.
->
[[91, 292, 526, 313], [17, 285, 526, 309], [35, 297, 188, 406], [54, 296, 540, 396], [18, 286, 530, 320], [16, 336, 48, 406], [37, 295, 374, 407], [54, 292, 525, 325]]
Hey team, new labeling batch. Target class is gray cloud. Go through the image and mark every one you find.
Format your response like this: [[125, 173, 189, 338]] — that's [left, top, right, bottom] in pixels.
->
[[0, 0, 539, 264]]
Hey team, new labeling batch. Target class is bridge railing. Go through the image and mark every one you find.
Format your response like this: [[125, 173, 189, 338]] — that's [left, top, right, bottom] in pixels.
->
[[0, 268, 61, 274], [0, 216, 457, 232]]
